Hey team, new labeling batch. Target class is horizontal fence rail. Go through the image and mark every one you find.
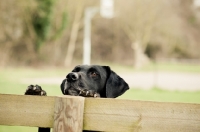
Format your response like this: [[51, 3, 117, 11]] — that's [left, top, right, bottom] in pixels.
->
[[0, 94, 200, 132]]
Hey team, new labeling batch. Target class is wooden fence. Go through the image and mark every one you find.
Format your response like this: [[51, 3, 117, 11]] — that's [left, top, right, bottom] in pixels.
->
[[0, 94, 200, 132]]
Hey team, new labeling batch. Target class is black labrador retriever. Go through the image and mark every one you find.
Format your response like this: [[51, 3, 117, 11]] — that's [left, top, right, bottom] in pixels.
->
[[25, 65, 129, 132]]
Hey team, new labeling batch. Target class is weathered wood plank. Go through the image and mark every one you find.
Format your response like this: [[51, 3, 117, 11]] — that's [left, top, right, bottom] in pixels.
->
[[54, 95, 85, 132], [0, 94, 55, 127], [83, 98, 200, 132], [0, 94, 200, 132]]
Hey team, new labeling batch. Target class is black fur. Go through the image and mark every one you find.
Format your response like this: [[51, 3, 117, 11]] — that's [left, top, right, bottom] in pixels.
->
[[25, 65, 129, 132], [60, 65, 129, 98]]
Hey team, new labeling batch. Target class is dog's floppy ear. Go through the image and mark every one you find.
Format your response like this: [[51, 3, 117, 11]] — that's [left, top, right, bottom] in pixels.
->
[[60, 79, 66, 94], [103, 66, 129, 98]]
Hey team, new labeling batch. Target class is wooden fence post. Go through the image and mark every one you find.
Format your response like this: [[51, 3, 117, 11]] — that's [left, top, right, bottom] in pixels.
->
[[0, 94, 200, 131], [54, 96, 85, 132]]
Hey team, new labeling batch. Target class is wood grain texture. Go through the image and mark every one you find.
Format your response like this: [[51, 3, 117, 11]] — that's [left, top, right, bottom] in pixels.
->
[[0, 94, 200, 132], [83, 98, 200, 132], [0, 94, 55, 127], [54, 95, 85, 132]]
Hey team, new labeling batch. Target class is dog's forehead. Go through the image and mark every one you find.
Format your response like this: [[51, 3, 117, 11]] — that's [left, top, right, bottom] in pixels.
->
[[74, 65, 105, 72]]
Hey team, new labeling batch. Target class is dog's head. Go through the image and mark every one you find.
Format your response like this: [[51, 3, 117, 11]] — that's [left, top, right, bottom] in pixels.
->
[[60, 65, 129, 98]]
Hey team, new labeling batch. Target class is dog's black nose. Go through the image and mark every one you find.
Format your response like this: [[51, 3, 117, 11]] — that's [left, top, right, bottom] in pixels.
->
[[66, 72, 79, 82]]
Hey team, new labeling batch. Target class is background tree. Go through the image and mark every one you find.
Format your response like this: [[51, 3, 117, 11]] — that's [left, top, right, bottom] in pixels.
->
[[0, 0, 200, 67], [64, 0, 84, 67], [116, 0, 185, 67]]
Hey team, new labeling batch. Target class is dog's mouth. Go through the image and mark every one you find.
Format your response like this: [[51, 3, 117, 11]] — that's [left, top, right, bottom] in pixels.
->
[[62, 80, 100, 98], [64, 81, 85, 95]]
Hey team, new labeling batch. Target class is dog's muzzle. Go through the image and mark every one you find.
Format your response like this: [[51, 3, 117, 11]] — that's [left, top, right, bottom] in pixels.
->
[[63, 72, 79, 94], [66, 72, 79, 82]]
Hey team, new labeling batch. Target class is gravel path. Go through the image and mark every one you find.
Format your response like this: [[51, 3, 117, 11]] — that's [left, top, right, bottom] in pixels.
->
[[21, 72, 200, 91]]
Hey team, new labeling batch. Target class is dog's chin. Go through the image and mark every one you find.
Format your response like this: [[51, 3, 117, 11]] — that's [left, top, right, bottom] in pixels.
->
[[64, 81, 86, 96], [65, 88, 79, 96]]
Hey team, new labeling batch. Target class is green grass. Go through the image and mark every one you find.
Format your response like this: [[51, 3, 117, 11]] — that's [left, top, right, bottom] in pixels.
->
[[118, 88, 200, 104], [0, 67, 68, 95], [0, 126, 38, 132], [0, 64, 200, 132]]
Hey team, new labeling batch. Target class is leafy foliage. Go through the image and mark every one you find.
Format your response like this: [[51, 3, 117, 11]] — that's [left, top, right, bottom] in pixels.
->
[[32, 0, 55, 51]]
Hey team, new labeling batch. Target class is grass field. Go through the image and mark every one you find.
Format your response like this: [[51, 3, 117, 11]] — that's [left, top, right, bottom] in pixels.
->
[[119, 88, 200, 103], [0, 63, 200, 132]]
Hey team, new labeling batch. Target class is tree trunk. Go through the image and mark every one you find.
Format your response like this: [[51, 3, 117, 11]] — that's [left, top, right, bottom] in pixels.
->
[[64, 3, 83, 67], [132, 41, 149, 68]]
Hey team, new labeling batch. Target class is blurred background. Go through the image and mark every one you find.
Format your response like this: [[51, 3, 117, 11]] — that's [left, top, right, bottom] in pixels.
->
[[0, 0, 200, 131], [1, 0, 200, 67]]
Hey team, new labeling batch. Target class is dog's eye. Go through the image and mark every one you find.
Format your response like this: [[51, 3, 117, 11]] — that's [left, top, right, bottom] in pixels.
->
[[90, 71, 97, 77]]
